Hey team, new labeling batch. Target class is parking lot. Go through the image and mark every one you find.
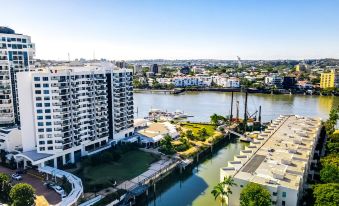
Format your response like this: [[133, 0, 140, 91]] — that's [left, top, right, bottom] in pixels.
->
[[0, 166, 61, 205]]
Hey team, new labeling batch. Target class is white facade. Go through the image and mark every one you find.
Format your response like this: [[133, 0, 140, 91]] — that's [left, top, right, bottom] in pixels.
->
[[172, 76, 208, 87], [15, 65, 134, 168], [0, 27, 35, 125], [0, 126, 22, 152], [265, 75, 283, 86], [213, 76, 240, 88], [220, 115, 322, 206]]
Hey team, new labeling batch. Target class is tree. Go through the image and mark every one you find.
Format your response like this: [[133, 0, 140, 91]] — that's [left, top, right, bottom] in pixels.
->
[[313, 183, 339, 206], [320, 164, 339, 183], [211, 176, 237, 206], [240, 183, 271, 206], [159, 134, 175, 155], [185, 130, 195, 140], [9, 183, 35, 206], [0, 173, 11, 202]]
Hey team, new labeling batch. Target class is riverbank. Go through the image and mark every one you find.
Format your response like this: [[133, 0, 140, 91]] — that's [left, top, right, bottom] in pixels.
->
[[134, 88, 339, 96]]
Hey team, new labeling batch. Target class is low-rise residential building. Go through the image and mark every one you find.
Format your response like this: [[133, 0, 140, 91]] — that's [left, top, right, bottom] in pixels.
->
[[172, 76, 206, 87], [320, 69, 339, 88], [297, 81, 313, 89], [213, 76, 240, 88], [265, 75, 283, 87], [220, 115, 322, 206], [136, 122, 178, 147]]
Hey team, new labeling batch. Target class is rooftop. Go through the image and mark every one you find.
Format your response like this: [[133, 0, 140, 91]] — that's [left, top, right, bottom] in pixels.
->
[[0, 26, 15, 34], [222, 115, 321, 190]]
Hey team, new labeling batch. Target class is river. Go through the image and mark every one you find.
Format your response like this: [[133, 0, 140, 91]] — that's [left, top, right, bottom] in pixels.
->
[[134, 92, 339, 206]]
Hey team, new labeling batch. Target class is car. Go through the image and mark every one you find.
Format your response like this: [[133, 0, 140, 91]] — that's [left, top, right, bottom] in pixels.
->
[[52, 185, 65, 195], [11, 173, 22, 180], [45, 182, 55, 189]]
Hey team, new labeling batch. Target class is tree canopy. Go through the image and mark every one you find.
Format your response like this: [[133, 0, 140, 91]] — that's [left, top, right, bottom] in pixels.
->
[[240, 183, 271, 206], [9, 183, 35, 206], [313, 183, 339, 206]]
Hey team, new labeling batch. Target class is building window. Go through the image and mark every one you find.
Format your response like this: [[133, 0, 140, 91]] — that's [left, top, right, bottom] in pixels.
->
[[35, 84, 41, 88], [282, 192, 286, 198], [46, 128, 52, 132], [35, 90, 41, 94], [39, 147, 45, 151], [38, 128, 44, 132], [37, 116, 43, 120], [44, 96, 50, 100], [37, 109, 43, 113], [39, 141, 45, 145], [46, 122, 52, 126], [43, 77, 49, 81], [36, 97, 42, 101], [34, 77, 40, 81], [44, 103, 50, 107], [282, 201, 286, 206], [45, 109, 51, 113], [37, 122, 44, 126], [43, 90, 49, 94], [273, 192, 277, 196], [48, 147, 53, 150], [47, 140, 53, 144], [45, 115, 51, 119], [43, 83, 49, 88], [36, 103, 42, 107]]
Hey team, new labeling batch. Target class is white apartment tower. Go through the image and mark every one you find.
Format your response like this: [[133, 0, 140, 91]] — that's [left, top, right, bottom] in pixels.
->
[[15, 65, 133, 168], [0, 27, 35, 125]]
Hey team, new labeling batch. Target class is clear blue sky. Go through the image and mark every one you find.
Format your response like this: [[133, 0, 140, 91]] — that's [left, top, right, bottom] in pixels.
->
[[2, 0, 339, 60]]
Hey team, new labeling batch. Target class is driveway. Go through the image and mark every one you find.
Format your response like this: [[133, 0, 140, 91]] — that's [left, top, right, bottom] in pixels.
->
[[0, 166, 61, 205]]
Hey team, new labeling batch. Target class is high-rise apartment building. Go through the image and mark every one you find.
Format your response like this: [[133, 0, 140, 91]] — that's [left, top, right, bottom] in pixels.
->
[[0, 27, 35, 125], [15, 64, 134, 168]]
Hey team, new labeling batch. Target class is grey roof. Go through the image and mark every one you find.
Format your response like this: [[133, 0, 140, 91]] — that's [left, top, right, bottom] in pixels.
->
[[242, 154, 266, 173], [0, 27, 15, 34], [19, 150, 53, 162]]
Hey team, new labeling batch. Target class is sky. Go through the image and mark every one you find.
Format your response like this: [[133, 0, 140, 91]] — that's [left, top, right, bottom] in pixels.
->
[[2, 0, 339, 60]]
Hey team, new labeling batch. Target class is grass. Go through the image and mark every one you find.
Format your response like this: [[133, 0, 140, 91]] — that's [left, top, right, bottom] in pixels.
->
[[77, 150, 159, 189], [180, 122, 216, 136]]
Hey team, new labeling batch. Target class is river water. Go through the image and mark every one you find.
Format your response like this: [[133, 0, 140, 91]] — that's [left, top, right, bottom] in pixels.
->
[[134, 92, 339, 206]]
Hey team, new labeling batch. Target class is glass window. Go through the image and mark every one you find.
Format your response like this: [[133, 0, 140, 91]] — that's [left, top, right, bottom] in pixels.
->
[[45, 109, 51, 113], [34, 77, 40, 81], [36, 103, 42, 107], [44, 103, 50, 107], [38, 128, 44, 132], [39, 141, 45, 144], [46, 128, 52, 132], [35, 90, 41, 94], [45, 115, 51, 119], [46, 122, 52, 126], [47, 140, 53, 144], [39, 147, 45, 151], [48, 147, 53, 150], [43, 77, 49, 81], [36, 97, 42, 101], [282, 192, 286, 198], [35, 84, 41, 88], [38, 122, 44, 126], [43, 90, 49, 94], [273, 192, 277, 196], [37, 109, 43, 113], [43, 83, 49, 88], [44, 96, 50, 100], [37, 116, 43, 120]]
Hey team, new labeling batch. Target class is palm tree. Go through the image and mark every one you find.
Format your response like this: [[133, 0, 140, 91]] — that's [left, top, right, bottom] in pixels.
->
[[211, 176, 237, 206]]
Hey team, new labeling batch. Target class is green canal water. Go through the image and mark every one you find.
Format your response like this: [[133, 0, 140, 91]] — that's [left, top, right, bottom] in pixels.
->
[[134, 92, 339, 206]]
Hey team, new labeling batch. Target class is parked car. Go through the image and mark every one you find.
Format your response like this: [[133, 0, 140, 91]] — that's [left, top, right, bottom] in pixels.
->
[[45, 182, 55, 189], [11, 173, 22, 180], [52, 186, 65, 195]]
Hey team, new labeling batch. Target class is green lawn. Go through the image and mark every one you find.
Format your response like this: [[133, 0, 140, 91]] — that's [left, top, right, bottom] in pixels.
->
[[181, 123, 216, 136], [78, 150, 159, 188]]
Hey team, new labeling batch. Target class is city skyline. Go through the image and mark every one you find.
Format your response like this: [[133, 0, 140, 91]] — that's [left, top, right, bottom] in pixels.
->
[[2, 0, 339, 60]]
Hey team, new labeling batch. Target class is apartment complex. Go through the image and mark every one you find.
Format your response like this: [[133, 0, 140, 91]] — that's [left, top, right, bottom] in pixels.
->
[[320, 69, 339, 88], [220, 115, 322, 206], [14, 65, 133, 168], [0, 27, 35, 125]]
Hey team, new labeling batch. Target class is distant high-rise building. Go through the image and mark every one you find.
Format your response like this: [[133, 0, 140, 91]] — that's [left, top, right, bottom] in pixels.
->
[[0, 27, 35, 125], [115, 61, 128, 69], [180, 66, 191, 75], [133, 64, 142, 74], [150, 64, 159, 74]]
